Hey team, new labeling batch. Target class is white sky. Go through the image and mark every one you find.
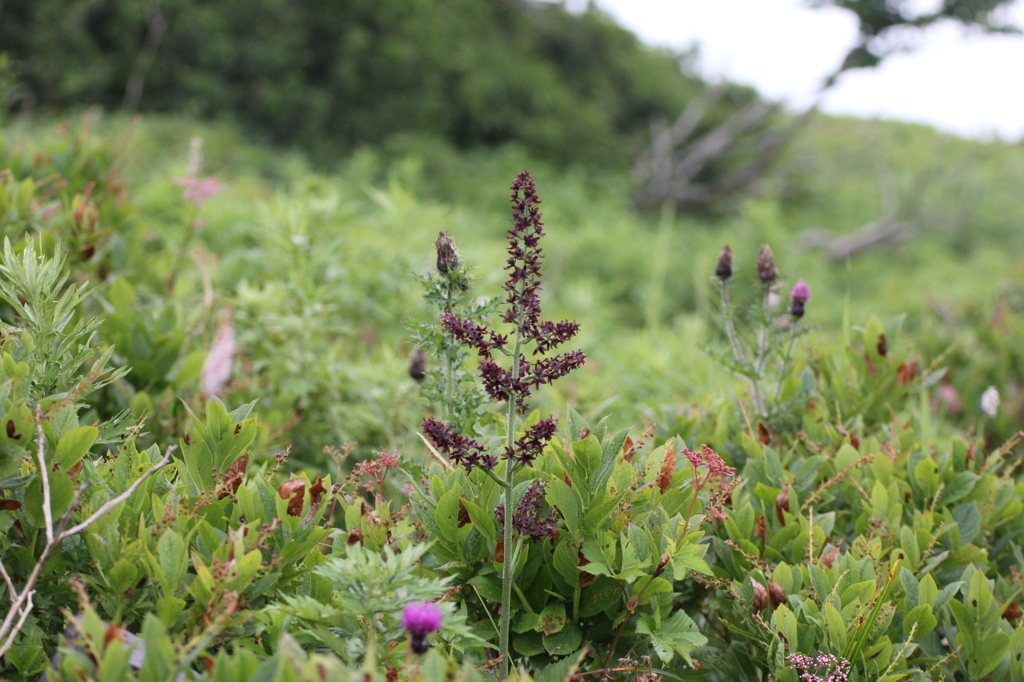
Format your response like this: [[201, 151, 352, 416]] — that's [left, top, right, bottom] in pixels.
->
[[589, 0, 1024, 141]]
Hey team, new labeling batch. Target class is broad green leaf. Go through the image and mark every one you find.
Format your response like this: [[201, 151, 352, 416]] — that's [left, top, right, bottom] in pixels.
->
[[902, 604, 937, 638]]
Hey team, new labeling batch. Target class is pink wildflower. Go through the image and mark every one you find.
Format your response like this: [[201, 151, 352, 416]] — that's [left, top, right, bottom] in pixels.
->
[[201, 310, 236, 396], [173, 176, 224, 208], [402, 601, 443, 654]]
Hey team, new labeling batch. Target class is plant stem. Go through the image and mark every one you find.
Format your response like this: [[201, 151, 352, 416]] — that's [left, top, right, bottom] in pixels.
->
[[772, 319, 799, 404], [498, 321, 524, 679], [719, 280, 747, 369], [751, 283, 772, 417], [444, 277, 455, 420]]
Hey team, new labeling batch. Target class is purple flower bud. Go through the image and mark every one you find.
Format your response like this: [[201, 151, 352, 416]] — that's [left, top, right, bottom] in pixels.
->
[[402, 601, 443, 654], [756, 244, 777, 284], [789, 280, 810, 318], [716, 245, 733, 280]]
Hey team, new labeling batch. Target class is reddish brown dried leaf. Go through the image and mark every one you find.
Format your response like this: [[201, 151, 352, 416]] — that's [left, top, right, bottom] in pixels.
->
[[757, 421, 770, 446], [821, 547, 840, 568], [347, 528, 364, 547], [1003, 601, 1021, 621], [769, 580, 786, 610], [277, 478, 306, 500], [0, 499, 21, 511], [308, 476, 327, 514], [622, 436, 636, 463], [864, 352, 877, 376], [495, 539, 504, 564], [775, 489, 790, 526], [103, 622, 123, 650], [457, 499, 470, 527], [286, 486, 305, 517], [657, 443, 676, 494], [897, 360, 919, 385], [67, 460, 83, 479], [876, 333, 888, 357], [752, 580, 768, 612], [754, 514, 766, 542]]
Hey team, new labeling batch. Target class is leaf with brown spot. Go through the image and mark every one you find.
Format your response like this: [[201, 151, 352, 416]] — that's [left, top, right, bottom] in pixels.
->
[[218, 454, 249, 499], [277, 478, 306, 500], [347, 528, 364, 547], [897, 360, 918, 385], [0, 499, 20, 511], [6, 420, 18, 440], [876, 334, 888, 357], [757, 421, 770, 445], [67, 460, 83, 479], [864, 352, 877, 376], [457, 499, 470, 527]]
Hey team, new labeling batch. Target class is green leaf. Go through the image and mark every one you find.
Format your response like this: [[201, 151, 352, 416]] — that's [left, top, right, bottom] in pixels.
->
[[543, 621, 582, 657], [918, 574, 937, 609], [937, 471, 978, 506], [461, 497, 496, 544], [773, 604, 799, 652], [54, 425, 97, 469], [434, 488, 461, 543], [636, 610, 707, 663], [157, 530, 188, 596], [579, 576, 621, 618], [547, 479, 580, 537], [902, 604, 937, 638], [567, 407, 587, 442]]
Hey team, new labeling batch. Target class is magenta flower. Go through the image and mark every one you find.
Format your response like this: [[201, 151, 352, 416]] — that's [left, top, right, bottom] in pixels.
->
[[173, 176, 224, 208], [402, 601, 443, 654], [789, 280, 810, 318]]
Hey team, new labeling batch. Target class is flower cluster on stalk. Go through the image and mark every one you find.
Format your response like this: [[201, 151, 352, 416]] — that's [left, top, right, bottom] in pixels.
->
[[785, 653, 851, 682], [421, 171, 584, 470], [495, 480, 557, 542]]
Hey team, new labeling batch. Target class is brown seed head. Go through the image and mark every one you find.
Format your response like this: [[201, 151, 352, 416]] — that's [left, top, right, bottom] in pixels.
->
[[716, 245, 733, 280], [657, 443, 676, 494], [768, 580, 786, 610], [752, 580, 769, 612], [409, 348, 426, 381], [435, 231, 459, 273], [774, 489, 790, 525], [756, 244, 777, 284]]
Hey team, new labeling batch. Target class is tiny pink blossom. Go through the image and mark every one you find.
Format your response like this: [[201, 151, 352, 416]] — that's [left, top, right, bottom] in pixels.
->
[[173, 176, 224, 208]]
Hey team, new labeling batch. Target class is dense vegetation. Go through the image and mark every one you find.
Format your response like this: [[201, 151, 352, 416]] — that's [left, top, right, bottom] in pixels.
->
[[0, 108, 1021, 681], [1, 1, 1024, 678]]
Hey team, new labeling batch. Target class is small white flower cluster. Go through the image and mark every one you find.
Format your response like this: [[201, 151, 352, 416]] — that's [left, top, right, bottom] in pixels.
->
[[981, 385, 1000, 419]]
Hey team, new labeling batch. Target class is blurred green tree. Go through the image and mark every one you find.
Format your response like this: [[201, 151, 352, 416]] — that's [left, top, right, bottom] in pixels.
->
[[0, 0, 711, 168]]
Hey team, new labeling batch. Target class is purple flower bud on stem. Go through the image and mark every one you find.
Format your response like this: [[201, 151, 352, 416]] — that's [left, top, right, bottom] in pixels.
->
[[756, 244, 777, 284], [402, 601, 443, 654], [716, 245, 733, 280], [789, 280, 810, 318]]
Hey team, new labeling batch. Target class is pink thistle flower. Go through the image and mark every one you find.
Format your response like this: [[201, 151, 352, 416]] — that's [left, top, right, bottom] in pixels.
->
[[790, 280, 810, 318], [402, 601, 443, 654], [173, 176, 224, 208]]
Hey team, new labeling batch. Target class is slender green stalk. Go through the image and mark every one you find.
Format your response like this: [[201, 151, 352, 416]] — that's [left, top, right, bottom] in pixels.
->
[[498, 320, 524, 679], [751, 283, 773, 417], [772, 319, 799, 404], [443, 278, 455, 419], [719, 280, 748, 369]]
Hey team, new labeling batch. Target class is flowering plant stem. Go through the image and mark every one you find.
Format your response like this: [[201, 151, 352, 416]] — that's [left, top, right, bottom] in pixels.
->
[[498, 309, 524, 679]]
